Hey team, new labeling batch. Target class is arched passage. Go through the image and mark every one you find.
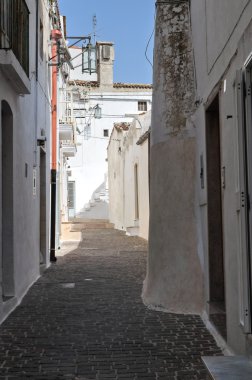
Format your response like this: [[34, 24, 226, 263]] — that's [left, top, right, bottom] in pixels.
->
[[1, 100, 14, 299]]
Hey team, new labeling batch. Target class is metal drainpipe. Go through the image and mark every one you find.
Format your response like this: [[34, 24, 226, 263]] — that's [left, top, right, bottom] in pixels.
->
[[50, 29, 61, 262], [35, 0, 38, 81], [33, 0, 39, 168]]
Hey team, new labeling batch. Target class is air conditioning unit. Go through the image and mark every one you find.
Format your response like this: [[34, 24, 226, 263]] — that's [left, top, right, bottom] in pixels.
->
[[102, 45, 110, 60]]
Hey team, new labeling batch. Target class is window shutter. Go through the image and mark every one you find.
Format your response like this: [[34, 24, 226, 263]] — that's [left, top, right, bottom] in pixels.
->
[[236, 69, 251, 333]]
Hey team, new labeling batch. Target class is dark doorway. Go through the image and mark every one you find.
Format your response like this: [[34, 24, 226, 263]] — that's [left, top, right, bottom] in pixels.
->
[[206, 95, 226, 338], [1, 100, 14, 299]]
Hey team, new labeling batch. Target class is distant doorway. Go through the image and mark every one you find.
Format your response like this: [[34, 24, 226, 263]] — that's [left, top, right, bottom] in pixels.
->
[[68, 181, 75, 219], [134, 164, 139, 220], [206, 95, 226, 338], [1, 101, 14, 299], [40, 148, 47, 266]]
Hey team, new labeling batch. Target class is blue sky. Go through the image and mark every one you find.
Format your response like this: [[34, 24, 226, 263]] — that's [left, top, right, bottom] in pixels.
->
[[59, 0, 155, 84]]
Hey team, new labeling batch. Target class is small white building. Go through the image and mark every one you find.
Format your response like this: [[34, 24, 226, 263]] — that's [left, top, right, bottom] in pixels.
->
[[62, 42, 152, 220], [108, 112, 151, 240]]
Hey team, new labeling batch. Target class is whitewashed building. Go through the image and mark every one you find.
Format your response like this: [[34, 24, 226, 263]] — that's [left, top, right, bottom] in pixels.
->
[[62, 42, 152, 219], [144, 0, 252, 357], [108, 112, 151, 240], [0, 0, 53, 321]]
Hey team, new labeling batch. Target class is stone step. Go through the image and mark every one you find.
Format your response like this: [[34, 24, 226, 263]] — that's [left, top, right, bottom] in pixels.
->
[[70, 220, 114, 231], [61, 223, 82, 242], [202, 356, 252, 380], [71, 218, 109, 223]]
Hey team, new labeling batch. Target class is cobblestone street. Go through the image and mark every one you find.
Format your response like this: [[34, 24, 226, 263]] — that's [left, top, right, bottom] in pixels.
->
[[0, 228, 222, 380]]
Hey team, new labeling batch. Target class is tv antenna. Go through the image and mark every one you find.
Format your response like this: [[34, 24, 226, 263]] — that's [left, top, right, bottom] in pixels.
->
[[93, 14, 97, 44]]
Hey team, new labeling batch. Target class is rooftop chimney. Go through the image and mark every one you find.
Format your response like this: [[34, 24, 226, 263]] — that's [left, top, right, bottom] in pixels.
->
[[96, 42, 114, 87]]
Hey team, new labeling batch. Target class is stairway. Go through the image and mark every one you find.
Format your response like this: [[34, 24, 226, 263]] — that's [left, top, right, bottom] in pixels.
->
[[61, 219, 114, 242], [78, 185, 109, 220]]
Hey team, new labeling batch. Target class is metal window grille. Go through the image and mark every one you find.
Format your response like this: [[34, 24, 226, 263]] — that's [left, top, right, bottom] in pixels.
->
[[0, 0, 29, 76], [138, 101, 147, 111]]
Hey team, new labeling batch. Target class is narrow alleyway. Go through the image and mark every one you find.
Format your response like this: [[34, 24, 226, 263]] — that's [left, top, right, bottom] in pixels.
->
[[0, 228, 221, 380]]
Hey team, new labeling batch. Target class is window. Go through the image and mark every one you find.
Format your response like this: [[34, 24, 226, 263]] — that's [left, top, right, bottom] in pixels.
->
[[0, 0, 30, 76], [40, 20, 43, 60], [67, 181, 75, 219], [138, 101, 147, 112], [103, 129, 109, 137], [73, 92, 80, 102]]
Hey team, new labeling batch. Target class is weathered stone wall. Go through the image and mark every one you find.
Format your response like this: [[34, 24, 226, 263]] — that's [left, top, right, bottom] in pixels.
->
[[143, 0, 204, 314], [152, 0, 196, 145]]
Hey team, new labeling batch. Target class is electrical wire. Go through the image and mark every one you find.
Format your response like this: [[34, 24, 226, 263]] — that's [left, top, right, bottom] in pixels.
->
[[145, 29, 154, 68], [144, 10, 156, 68], [79, 134, 107, 140]]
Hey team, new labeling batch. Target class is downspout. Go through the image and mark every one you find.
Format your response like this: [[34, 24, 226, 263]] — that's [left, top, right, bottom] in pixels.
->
[[35, 0, 38, 82], [34, 0, 39, 168], [50, 29, 61, 262]]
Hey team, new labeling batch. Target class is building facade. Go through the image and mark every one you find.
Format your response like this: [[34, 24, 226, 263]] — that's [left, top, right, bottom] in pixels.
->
[[60, 42, 152, 220], [0, 0, 53, 321], [108, 112, 151, 240], [144, 0, 252, 355]]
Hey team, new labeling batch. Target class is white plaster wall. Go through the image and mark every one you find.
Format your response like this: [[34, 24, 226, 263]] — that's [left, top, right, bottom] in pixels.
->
[[190, 0, 252, 354], [123, 113, 150, 240], [138, 139, 149, 240], [108, 112, 150, 240], [205, 0, 249, 71], [191, 0, 252, 101], [0, 0, 51, 320]]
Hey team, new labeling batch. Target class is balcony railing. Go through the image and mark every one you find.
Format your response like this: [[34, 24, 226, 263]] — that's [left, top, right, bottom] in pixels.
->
[[59, 122, 74, 141], [60, 140, 77, 157], [0, 0, 29, 76]]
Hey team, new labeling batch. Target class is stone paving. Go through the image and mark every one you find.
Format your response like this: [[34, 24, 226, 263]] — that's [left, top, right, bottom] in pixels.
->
[[0, 228, 222, 380]]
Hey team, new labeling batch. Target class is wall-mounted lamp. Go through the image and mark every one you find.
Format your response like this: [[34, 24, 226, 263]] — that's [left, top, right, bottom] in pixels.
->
[[65, 36, 97, 74], [37, 136, 47, 146], [82, 43, 97, 75], [94, 104, 102, 119]]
